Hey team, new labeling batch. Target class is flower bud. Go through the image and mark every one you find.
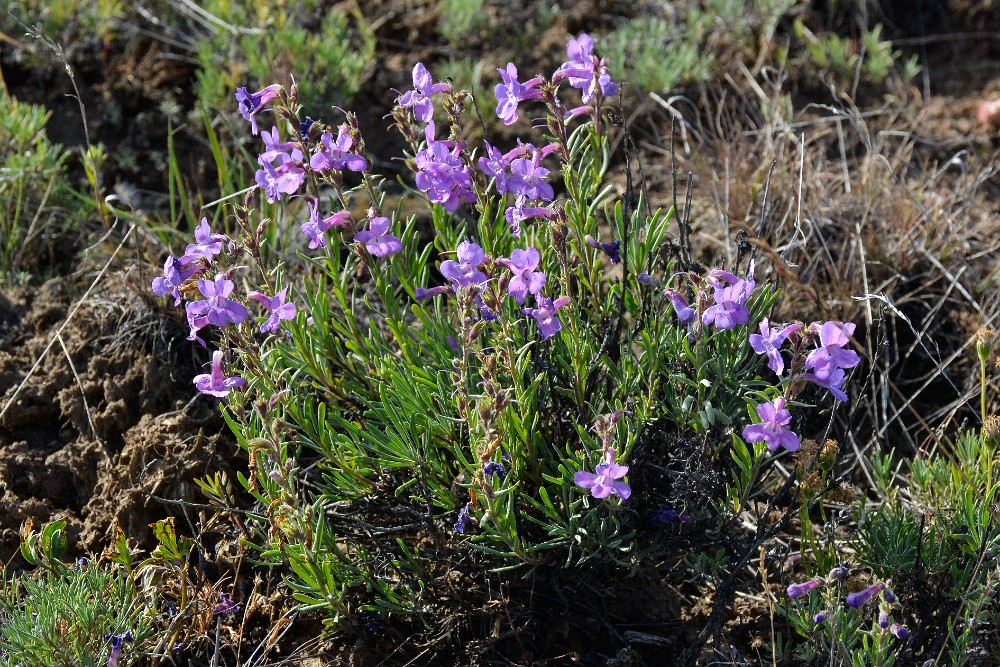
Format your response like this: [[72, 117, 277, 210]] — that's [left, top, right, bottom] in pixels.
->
[[846, 582, 883, 608], [787, 579, 820, 599]]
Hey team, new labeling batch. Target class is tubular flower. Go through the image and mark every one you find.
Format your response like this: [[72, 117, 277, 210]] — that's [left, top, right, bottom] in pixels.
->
[[574, 448, 631, 500]]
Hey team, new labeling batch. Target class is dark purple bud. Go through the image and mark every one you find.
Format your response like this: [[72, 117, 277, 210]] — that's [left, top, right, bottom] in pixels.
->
[[846, 582, 883, 608], [787, 579, 821, 599], [890, 623, 909, 640], [299, 116, 316, 137], [483, 461, 507, 480], [637, 273, 660, 286], [878, 610, 890, 628], [882, 588, 897, 604], [454, 503, 472, 533], [813, 611, 828, 624], [827, 566, 848, 580], [415, 285, 452, 300]]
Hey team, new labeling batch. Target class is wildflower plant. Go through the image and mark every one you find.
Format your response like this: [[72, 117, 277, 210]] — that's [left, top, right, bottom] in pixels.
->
[[0, 522, 158, 667], [151, 35, 863, 625]]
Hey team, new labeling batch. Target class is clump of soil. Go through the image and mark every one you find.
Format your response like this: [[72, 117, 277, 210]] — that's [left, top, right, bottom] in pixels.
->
[[0, 268, 232, 564]]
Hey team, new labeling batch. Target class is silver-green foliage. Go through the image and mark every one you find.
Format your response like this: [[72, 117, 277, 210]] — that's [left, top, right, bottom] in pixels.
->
[[0, 522, 157, 667]]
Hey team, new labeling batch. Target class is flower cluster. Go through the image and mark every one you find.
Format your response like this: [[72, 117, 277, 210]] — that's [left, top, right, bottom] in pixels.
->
[[741, 319, 859, 452], [787, 571, 909, 640]]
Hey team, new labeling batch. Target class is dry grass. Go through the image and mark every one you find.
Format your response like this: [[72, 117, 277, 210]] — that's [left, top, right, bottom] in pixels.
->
[[619, 71, 1000, 482]]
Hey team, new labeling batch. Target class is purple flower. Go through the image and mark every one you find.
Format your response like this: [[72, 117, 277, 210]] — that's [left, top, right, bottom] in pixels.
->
[[354, 212, 402, 258], [814, 611, 828, 624], [194, 350, 246, 397], [310, 125, 368, 173], [414, 123, 476, 212], [523, 295, 570, 339], [186, 275, 248, 327], [494, 63, 543, 125], [584, 235, 621, 264], [301, 199, 351, 250], [398, 62, 452, 122], [478, 140, 512, 193], [787, 579, 821, 599], [184, 217, 229, 262], [249, 287, 296, 333], [882, 588, 897, 603], [846, 581, 884, 608], [506, 149, 554, 202], [185, 305, 210, 347], [665, 289, 695, 323], [299, 116, 316, 136], [235, 84, 281, 135], [214, 592, 240, 616], [889, 623, 909, 640], [702, 280, 753, 330], [651, 504, 690, 524], [501, 247, 546, 305], [878, 609, 890, 629], [574, 448, 631, 500], [504, 202, 555, 237], [440, 240, 488, 288], [152, 255, 202, 306], [255, 151, 306, 203], [749, 318, 803, 376], [415, 285, 452, 300], [483, 461, 507, 480], [743, 397, 800, 453], [454, 503, 472, 533], [554, 34, 617, 104], [828, 566, 848, 580], [104, 631, 133, 667], [802, 321, 860, 401], [259, 125, 295, 163]]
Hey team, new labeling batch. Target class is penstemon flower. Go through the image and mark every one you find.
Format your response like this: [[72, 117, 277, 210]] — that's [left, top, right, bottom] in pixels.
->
[[440, 240, 489, 288], [801, 321, 860, 401], [152, 255, 202, 306], [104, 631, 133, 667], [494, 63, 543, 125], [301, 199, 351, 250], [398, 62, 452, 122], [523, 294, 570, 339], [235, 84, 281, 135], [184, 217, 229, 262], [186, 275, 248, 327], [249, 287, 296, 334], [414, 122, 476, 212], [846, 581, 884, 608], [743, 397, 800, 452], [499, 247, 546, 305], [749, 318, 803, 376], [574, 448, 631, 500], [354, 210, 402, 258], [553, 33, 617, 104], [255, 149, 306, 203], [194, 350, 247, 397], [310, 125, 368, 173], [787, 578, 821, 598]]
